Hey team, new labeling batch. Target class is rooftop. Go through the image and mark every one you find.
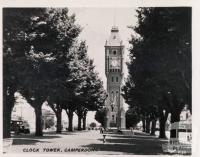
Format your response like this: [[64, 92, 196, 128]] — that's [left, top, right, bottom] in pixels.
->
[[105, 26, 123, 47]]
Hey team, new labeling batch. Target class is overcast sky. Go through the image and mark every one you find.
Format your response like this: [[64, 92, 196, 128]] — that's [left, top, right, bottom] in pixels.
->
[[68, 8, 138, 124]]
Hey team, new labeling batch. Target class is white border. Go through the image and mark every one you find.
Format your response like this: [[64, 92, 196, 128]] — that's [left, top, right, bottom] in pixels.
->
[[0, 0, 200, 157], [0, 0, 193, 7]]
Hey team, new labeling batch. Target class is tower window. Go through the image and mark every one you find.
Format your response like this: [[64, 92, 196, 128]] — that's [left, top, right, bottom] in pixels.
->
[[111, 105, 114, 111], [116, 77, 118, 82], [111, 91, 114, 101], [116, 91, 119, 101], [113, 50, 116, 55], [112, 115, 115, 120], [112, 76, 114, 82]]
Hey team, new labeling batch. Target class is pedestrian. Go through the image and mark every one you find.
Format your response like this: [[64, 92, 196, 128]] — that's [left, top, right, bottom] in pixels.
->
[[100, 127, 103, 134], [130, 127, 134, 136]]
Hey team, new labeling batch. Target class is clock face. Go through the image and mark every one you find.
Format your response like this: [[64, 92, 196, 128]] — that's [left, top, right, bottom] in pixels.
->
[[110, 58, 120, 68]]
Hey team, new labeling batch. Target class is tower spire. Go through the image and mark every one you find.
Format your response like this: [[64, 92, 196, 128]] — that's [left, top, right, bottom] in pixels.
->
[[113, 8, 116, 27]]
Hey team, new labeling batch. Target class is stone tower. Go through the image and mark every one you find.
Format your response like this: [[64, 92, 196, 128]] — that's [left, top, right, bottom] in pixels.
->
[[104, 26, 126, 129]]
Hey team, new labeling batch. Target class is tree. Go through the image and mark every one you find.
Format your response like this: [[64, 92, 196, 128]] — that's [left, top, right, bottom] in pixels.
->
[[77, 59, 106, 130], [90, 122, 97, 128], [122, 7, 191, 138], [125, 108, 140, 129], [36, 8, 81, 134], [64, 41, 106, 131], [4, 8, 81, 136], [3, 8, 47, 138], [95, 108, 106, 127], [60, 40, 88, 131]]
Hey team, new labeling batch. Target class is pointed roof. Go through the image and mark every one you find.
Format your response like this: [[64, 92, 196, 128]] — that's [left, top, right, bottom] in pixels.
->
[[105, 26, 123, 47]]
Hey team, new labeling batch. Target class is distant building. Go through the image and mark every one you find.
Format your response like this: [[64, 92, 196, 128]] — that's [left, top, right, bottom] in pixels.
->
[[11, 93, 56, 132], [180, 105, 192, 122], [42, 109, 56, 130], [11, 96, 36, 132]]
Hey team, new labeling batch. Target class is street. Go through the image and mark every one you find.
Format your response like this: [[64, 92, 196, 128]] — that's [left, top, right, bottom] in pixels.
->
[[8, 130, 168, 155]]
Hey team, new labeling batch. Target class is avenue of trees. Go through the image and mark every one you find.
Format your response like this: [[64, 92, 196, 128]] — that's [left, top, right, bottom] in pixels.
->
[[3, 8, 106, 138], [122, 7, 191, 138]]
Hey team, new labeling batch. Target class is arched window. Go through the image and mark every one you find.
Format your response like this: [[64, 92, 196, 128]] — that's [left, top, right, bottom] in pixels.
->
[[116, 91, 119, 102], [111, 76, 114, 82], [111, 105, 114, 112], [111, 91, 114, 101], [113, 50, 116, 55], [116, 77, 118, 82]]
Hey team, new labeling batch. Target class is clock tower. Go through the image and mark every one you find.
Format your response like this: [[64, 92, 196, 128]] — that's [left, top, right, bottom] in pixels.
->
[[104, 26, 126, 129]]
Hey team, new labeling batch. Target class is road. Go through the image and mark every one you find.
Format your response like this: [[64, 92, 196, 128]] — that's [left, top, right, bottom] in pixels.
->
[[6, 130, 168, 155]]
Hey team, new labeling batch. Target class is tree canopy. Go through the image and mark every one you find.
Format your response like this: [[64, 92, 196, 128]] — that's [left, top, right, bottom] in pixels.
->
[[3, 8, 106, 137], [122, 7, 191, 138]]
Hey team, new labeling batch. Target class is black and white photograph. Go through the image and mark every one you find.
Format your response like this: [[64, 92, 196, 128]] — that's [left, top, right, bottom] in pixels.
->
[[2, 6, 192, 155]]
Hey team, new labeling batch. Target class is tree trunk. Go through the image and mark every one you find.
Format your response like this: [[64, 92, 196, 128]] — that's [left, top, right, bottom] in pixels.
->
[[142, 118, 146, 132], [165, 92, 183, 138], [159, 117, 166, 138], [3, 86, 15, 138], [159, 112, 169, 139], [150, 119, 156, 136], [170, 112, 180, 138], [158, 106, 169, 139], [146, 118, 151, 133], [35, 106, 43, 136], [67, 110, 74, 132], [78, 115, 82, 131], [56, 110, 62, 133], [76, 109, 83, 131], [83, 112, 87, 130], [3, 103, 12, 138]]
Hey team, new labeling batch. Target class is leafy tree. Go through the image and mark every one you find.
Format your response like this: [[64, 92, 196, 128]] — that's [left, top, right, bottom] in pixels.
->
[[59, 40, 88, 131], [4, 8, 81, 136], [76, 58, 106, 130], [33, 8, 81, 134], [122, 7, 191, 138], [3, 8, 46, 138], [64, 41, 106, 131], [125, 107, 141, 129], [90, 122, 97, 128], [95, 108, 106, 127]]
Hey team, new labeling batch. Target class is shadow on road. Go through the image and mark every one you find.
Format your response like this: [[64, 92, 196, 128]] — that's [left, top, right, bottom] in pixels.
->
[[11, 130, 91, 146], [12, 139, 51, 145], [81, 132, 168, 155], [11, 132, 61, 145]]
